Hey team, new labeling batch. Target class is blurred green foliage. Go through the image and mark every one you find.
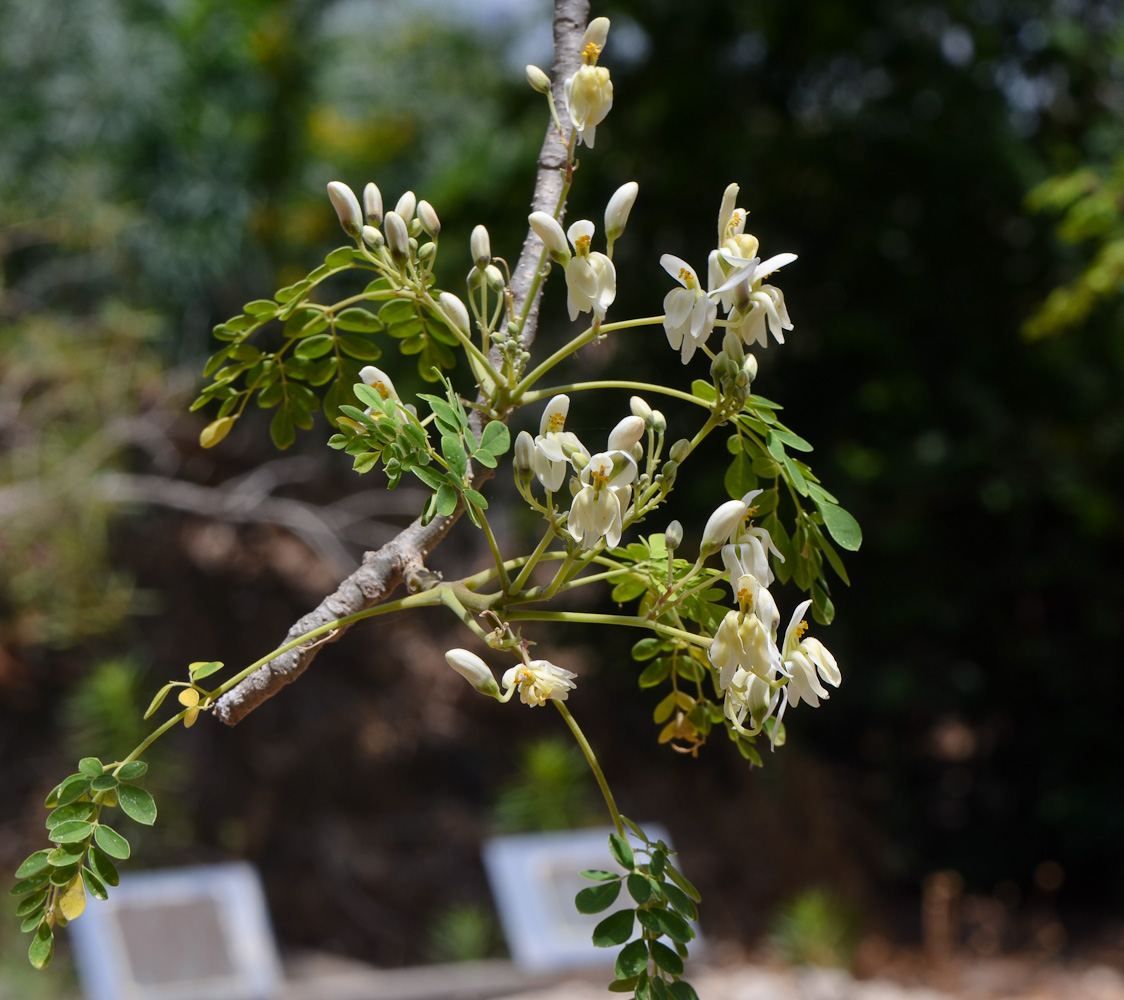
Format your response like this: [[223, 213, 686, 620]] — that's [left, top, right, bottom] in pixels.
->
[[491, 737, 602, 833], [770, 888, 861, 968]]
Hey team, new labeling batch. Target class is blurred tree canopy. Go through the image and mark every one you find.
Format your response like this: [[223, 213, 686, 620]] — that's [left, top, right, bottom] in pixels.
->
[[3, 0, 1124, 968]]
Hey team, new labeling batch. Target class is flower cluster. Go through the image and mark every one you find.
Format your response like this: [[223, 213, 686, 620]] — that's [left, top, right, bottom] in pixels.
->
[[517, 394, 661, 553], [659, 184, 797, 363], [702, 493, 840, 745]]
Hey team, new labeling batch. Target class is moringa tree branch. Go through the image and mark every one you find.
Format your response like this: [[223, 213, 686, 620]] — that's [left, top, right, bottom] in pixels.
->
[[212, 0, 590, 725]]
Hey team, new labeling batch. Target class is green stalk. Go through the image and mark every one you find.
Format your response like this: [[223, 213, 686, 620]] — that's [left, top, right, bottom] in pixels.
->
[[554, 701, 623, 836]]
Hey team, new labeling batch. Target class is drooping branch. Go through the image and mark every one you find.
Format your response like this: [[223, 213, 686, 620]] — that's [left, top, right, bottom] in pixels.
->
[[212, 0, 590, 725]]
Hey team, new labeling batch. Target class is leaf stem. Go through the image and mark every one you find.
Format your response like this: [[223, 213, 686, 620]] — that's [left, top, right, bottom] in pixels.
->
[[553, 701, 623, 836]]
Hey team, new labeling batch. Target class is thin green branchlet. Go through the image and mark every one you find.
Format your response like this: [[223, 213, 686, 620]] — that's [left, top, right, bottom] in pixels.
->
[[15, 11, 861, 997]]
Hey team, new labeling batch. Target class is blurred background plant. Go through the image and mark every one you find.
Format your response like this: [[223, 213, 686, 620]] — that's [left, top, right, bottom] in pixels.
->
[[769, 888, 862, 969], [490, 737, 603, 834], [3, 0, 1124, 979]]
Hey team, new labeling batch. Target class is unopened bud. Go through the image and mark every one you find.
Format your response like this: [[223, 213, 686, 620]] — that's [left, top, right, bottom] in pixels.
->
[[471, 224, 492, 267], [327, 181, 363, 238], [659, 459, 678, 486], [570, 451, 589, 474], [439, 291, 471, 336], [734, 369, 751, 390], [514, 430, 535, 485], [394, 190, 417, 221], [629, 396, 653, 422], [383, 211, 410, 262], [419, 242, 437, 263], [484, 264, 505, 292], [526, 64, 552, 94], [445, 648, 501, 698], [651, 410, 667, 433], [669, 438, 690, 463], [665, 520, 683, 551], [362, 225, 384, 250], [608, 415, 645, 452], [700, 498, 748, 558], [743, 353, 758, 381], [363, 182, 383, 225], [604, 181, 639, 242], [528, 211, 572, 265], [467, 266, 486, 290], [418, 199, 441, 236]]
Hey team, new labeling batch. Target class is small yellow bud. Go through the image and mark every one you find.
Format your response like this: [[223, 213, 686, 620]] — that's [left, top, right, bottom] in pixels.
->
[[199, 416, 234, 449], [525, 64, 552, 94]]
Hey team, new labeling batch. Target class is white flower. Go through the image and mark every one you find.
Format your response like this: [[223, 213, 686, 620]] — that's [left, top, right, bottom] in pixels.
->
[[533, 394, 579, 493], [360, 365, 416, 418], [568, 449, 636, 549], [445, 649, 501, 697], [709, 609, 783, 690], [565, 19, 613, 148], [721, 253, 797, 348], [732, 572, 780, 640], [721, 489, 784, 586], [781, 601, 840, 709], [502, 658, 578, 706], [360, 365, 402, 404], [660, 254, 719, 364], [565, 220, 616, 321]]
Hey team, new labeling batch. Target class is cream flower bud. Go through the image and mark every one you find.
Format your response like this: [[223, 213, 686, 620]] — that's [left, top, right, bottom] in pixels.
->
[[439, 291, 470, 336], [629, 396, 653, 422], [607, 415, 645, 452], [669, 438, 690, 463], [363, 182, 383, 225], [700, 498, 748, 558], [528, 212, 572, 265], [327, 181, 362, 238], [604, 181, 639, 242], [470, 225, 491, 268], [484, 264, 505, 292], [445, 648, 501, 697], [582, 16, 611, 51], [526, 64, 552, 94], [417, 199, 440, 236], [665, 520, 684, 551], [394, 190, 417, 221], [514, 430, 535, 485], [362, 225, 384, 250], [383, 211, 410, 261], [651, 410, 667, 433]]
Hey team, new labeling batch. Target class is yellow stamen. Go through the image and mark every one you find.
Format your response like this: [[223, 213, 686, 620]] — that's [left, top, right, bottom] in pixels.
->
[[582, 41, 603, 63], [373, 382, 390, 400], [737, 585, 753, 607], [678, 267, 694, 283], [794, 620, 808, 641], [574, 234, 592, 253], [547, 412, 566, 432]]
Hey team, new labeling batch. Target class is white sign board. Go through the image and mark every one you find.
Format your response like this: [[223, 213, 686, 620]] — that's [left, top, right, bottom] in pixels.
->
[[483, 825, 696, 972], [68, 862, 281, 1000]]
